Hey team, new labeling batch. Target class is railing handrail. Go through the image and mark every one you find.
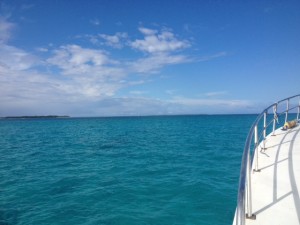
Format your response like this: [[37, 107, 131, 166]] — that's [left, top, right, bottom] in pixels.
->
[[235, 94, 300, 225]]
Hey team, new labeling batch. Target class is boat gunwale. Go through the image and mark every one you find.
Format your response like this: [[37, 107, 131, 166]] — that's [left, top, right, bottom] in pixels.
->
[[235, 94, 300, 225]]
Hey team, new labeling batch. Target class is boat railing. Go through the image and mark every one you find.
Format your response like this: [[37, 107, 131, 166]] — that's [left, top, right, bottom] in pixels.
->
[[235, 94, 300, 225]]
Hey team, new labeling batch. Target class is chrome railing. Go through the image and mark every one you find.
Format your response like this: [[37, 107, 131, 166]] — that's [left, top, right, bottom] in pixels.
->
[[235, 94, 300, 225]]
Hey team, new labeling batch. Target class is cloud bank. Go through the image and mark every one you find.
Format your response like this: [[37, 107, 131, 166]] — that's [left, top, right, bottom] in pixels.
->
[[0, 15, 251, 117]]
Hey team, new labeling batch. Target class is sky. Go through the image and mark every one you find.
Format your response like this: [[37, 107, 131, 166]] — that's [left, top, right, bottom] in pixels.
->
[[0, 0, 299, 117]]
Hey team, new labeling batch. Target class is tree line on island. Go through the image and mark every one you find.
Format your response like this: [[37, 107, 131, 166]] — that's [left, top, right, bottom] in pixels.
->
[[2, 115, 70, 119]]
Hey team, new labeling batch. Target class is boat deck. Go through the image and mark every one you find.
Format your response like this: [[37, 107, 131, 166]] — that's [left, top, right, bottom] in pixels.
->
[[246, 124, 300, 225]]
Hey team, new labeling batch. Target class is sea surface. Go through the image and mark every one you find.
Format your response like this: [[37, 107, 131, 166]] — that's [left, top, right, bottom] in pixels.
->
[[0, 115, 257, 225]]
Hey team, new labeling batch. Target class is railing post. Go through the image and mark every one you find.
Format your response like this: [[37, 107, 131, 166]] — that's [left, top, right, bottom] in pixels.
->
[[263, 111, 267, 139], [272, 104, 277, 136], [254, 125, 258, 145], [234, 95, 300, 225], [285, 99, 289, 123], [246, 149, 255, 219], [262, 111, 267, 150], [297, 97, 300, 122], [254, 125, 260, 172]]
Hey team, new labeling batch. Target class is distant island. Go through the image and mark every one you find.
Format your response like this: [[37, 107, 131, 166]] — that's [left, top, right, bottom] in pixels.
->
[[3, 115, 70, 119]]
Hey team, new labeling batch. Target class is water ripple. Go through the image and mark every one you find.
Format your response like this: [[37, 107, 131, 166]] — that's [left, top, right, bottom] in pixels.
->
[[0, 115, 255, 225]]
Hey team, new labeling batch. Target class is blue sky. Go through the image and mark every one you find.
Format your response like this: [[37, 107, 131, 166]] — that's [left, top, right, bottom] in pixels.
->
[[0, 0, 299, 116]]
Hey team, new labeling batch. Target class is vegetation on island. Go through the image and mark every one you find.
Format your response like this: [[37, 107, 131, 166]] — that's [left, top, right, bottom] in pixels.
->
[[2, 115, 70, 119]]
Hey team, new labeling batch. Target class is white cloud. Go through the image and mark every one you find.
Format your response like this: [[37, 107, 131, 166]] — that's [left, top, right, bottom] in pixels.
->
[[47, 44, 118, 75], [0, 19, 236, 117], [0, 42, 128, 114], [88, 97, 172, 116], [129, 52, 189, 74], [70, 96, 255, 117], [36, 47, 49, 52], [90, 18, 100, 26], [85, 32, 128, 48], [204, 91, 228, 97], [0, 44, 39, 70], [198, 51, 227, 62], [0, 63, 126, 117], [170, 96, 252, 108], [0, 68, 64, 108], [127, 27, 193, 74], [129, 90, 147, 95], [98, 32, 128, 48], [0, 17, 15, 43], [130, 27, 190, 54], [46, 45, 127, 98], [78, 27, 193, 75], [53, 45, 108, 66], [78, 27, 196, 75], [20, 3, 35, 11], [138, 27, 157, 36], [165, 90, 177, 95]]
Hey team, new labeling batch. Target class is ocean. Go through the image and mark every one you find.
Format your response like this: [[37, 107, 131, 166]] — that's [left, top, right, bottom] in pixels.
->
[[0, 115, 256, 225]]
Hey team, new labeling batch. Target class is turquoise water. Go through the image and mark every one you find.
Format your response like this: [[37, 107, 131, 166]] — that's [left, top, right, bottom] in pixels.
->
[[0, 115, 256, 225]]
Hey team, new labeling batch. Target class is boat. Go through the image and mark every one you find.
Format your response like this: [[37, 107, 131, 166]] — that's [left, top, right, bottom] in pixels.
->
[[233, 94, 300, 225]]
